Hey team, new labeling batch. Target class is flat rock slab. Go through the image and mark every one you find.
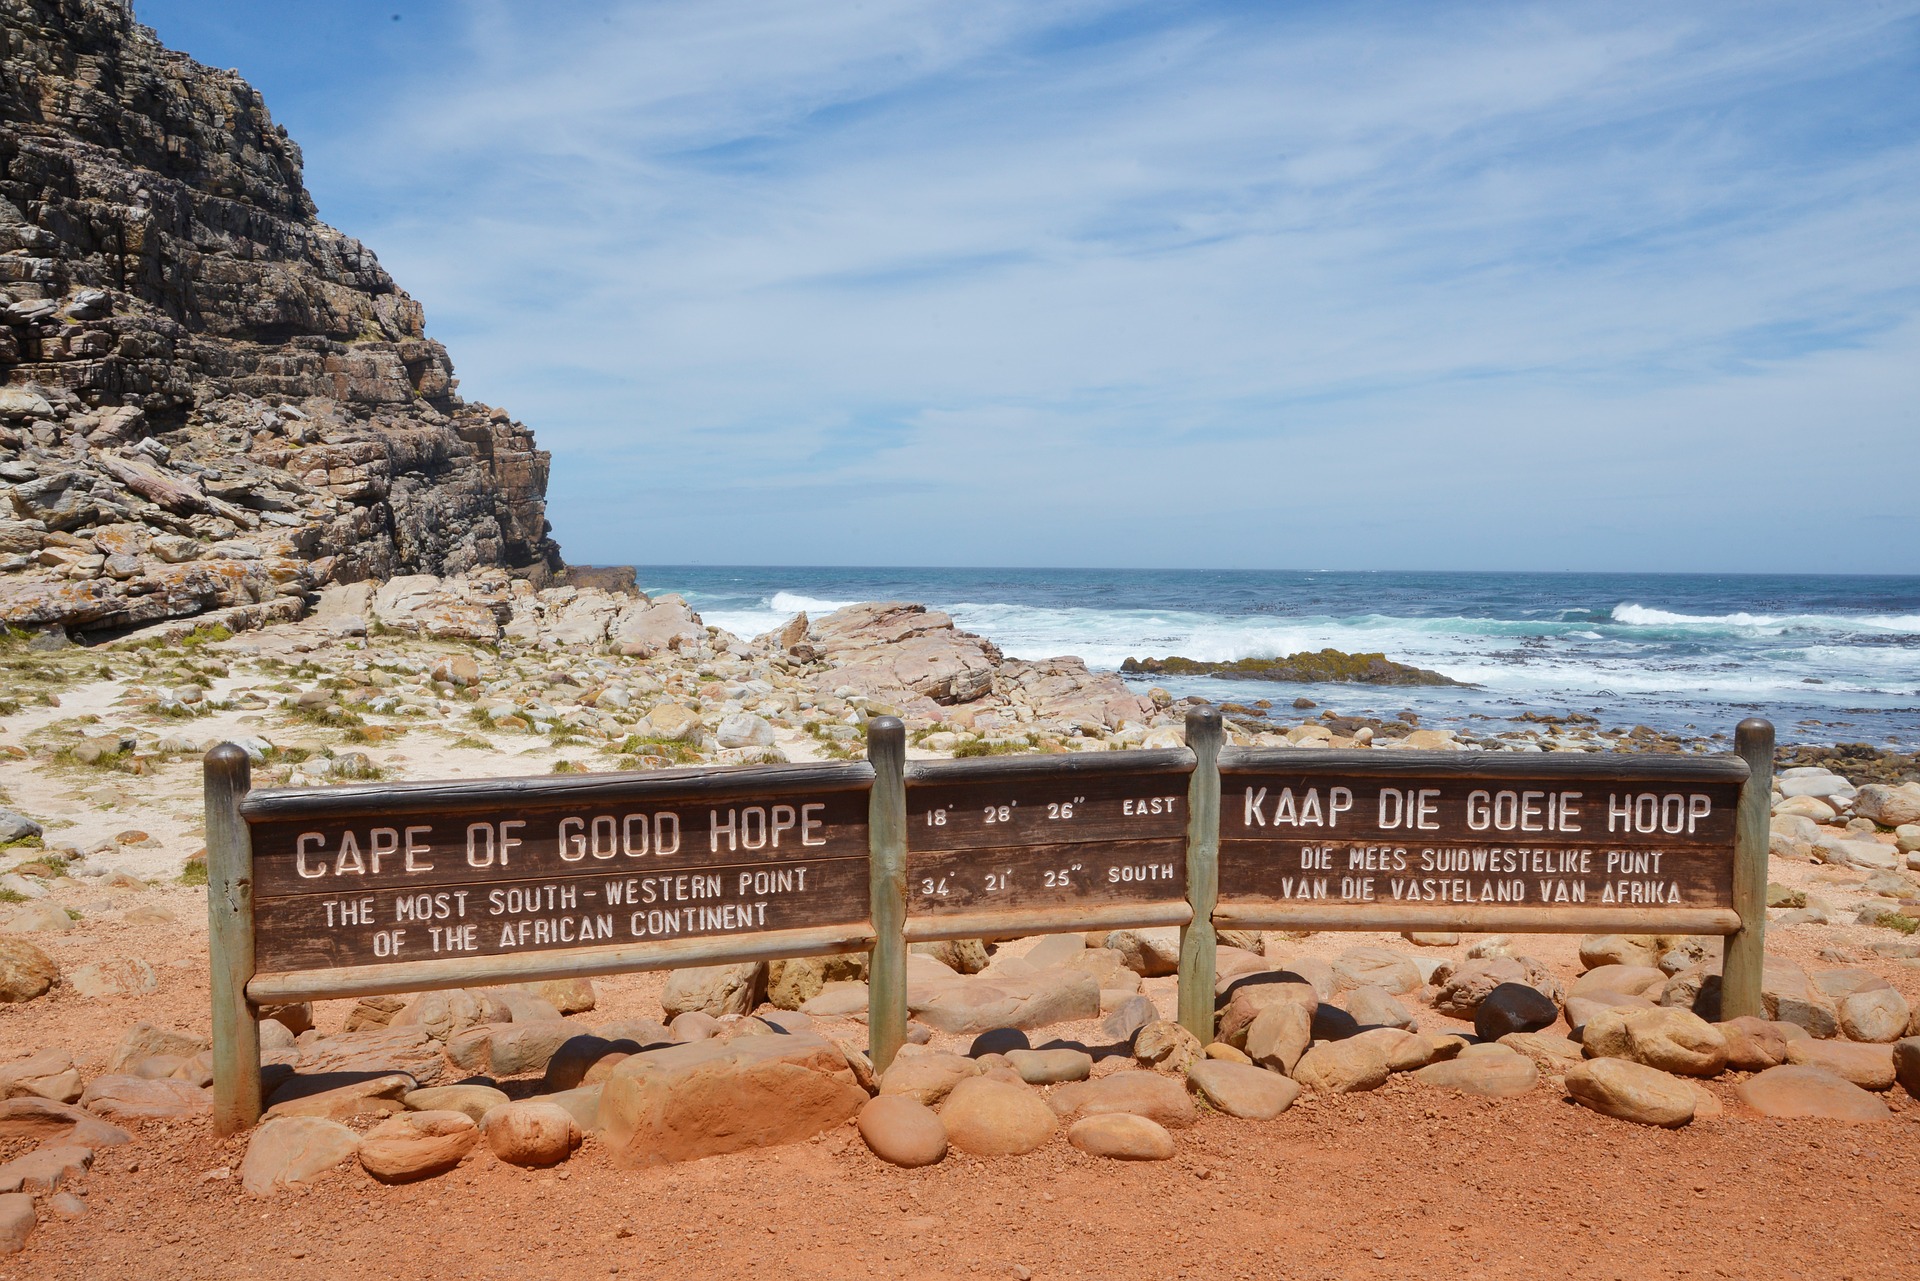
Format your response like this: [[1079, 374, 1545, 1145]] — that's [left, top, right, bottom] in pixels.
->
[[909, 969, 1100, 1035], [1068, 1113, 1175, 1160], [239, 1116, 360, 1196], [1049, 1071, 1197, 1129], [264, 1072, 413, 1121], [1413, 1053, 1539, 1098], [0, 1192, 33, 1256], [403, 1084, 509, 1122], [0, 1145, 91, 1195], [1783, 1041, 1896, 1092], [1187, 1060, 1300, 1119], [600, 1031, 866, 1167], [1565, 1058, 1695, 1128], [78, 1074, 209, 1120], [1736, 1065, 1891, 1121], [359, 1111, 478, 1184]]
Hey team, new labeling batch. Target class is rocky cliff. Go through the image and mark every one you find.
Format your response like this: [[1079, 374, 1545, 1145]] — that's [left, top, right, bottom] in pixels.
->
[[0, 0, 562, 638]]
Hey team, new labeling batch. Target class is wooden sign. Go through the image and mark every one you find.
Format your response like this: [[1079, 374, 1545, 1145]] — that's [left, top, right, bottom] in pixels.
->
[[240, 762, 873, 973], [1216, 749, 1748, 930], [904, 750, 1192, 921]]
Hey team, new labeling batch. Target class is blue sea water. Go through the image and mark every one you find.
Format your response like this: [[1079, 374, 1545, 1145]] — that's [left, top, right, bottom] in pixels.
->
[[633, 568, 1920, 747]]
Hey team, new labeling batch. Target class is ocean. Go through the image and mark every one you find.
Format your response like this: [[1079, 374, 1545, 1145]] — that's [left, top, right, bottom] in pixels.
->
[[634, 568, 1920, 747]]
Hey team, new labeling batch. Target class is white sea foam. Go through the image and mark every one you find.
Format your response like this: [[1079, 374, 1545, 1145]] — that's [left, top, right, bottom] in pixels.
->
[[1611, 603, 1920, 633]]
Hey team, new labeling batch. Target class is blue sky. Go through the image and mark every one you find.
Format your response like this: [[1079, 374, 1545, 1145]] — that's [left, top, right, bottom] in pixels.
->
[[135, 1, 1920, 572]]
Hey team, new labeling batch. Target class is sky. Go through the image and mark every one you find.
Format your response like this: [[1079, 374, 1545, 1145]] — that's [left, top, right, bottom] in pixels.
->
[[134, 1, 1920, 573]]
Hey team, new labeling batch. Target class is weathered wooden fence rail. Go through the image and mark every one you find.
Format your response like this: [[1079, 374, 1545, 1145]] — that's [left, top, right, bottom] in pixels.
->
[[204, 713, 1773, 1136]]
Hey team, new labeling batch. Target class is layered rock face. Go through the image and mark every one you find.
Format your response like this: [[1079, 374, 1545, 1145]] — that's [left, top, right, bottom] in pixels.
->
[[0, 0, 561, 636]]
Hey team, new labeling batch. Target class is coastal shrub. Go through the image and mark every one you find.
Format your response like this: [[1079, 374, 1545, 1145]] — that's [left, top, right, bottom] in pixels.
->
[[1879, 913, 1919, 935], [179, 861, 208, 887], [953, 735, 1040, 758]]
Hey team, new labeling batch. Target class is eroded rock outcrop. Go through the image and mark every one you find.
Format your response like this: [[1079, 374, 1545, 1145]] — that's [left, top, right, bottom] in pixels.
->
[[0, 0, 561, 637]]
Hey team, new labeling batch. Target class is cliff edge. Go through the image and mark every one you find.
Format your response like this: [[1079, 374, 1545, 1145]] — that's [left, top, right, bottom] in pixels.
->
[[0, 0, 563, 638]]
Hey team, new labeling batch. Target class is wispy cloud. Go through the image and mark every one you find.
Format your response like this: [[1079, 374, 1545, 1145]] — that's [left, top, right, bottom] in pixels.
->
[[145, 0, 1920, 569]]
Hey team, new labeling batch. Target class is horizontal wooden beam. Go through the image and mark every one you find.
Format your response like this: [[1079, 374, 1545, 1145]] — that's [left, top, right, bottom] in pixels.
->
[[246, 920, 876, 1003], [1219, 746, 1749, 783], [240, 759, 875, 822], [1211, 901, 1742, 936], [906, 748, 1192, 787], [902, 899, 1192, 945]]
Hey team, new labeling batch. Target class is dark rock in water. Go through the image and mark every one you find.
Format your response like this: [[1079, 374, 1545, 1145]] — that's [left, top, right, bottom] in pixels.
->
[[0, 0, 562, 637], [1121, 649, 1466, 687]]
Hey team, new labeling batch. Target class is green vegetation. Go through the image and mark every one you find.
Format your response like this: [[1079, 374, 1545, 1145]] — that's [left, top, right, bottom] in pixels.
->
[[0, 832, 43, 850], [1878, 913, 1919, 935], [0, 888, 24, 903], [282, 700, 365, 729], [603, 734, 703, 765], [179, 861, 209, 887], [953, 733, 1041, 758], [449, 735, 493, 751], [1120, 648, 1466, 687]]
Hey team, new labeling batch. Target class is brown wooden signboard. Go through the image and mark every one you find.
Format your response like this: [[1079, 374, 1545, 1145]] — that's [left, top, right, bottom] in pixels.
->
[[1216, 749, 1748, 932], [240, 761, 873, 974], [903, 750, 1192, 929]]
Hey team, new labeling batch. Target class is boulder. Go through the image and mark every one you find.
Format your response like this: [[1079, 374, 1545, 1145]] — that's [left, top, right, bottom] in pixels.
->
[[878, 1053, 983, 1107], [600, 1031, 866, 1166], [1005, 1048, 1092, 1085], [0, 939, 58, 1003], [660, 962, 767, 1019], [106, 1022, 209, 1074], [1892, 1036, 1920, 1097], [239, 1117, 360, 1195], [445, 1019, 583, 1077], [908, 968, 1099, 1034], [0, 1193, 31, 1255], [0, 1049, 81, 1104], [1105, 927, 1182, 977], [1216, 977, 1318, 1046], [1186, 1060, 1300, 1119], [1581, 1007, 1729, 1078], [1784, 1040, 1896, 1091], [358, 1110, 478, 1183], [1713, 1017, 1791, 1072], [1497, 1032, 1585, 1072], [1474, 983, 1560, 1041], [79, 1074, 209, 1120], [1736, 1065, 1891, 1121], [402, 1084, 509, 1123], [1331, 947, 1421, 995], [1244, 1002, 1312, 1075], [1565, 1059, 1696, 1128], [1048, 1072, 1198, 1129], [1431, 956, 1560, 1018], [1853, 783, 1920, 827], [1132, 1020, 1203, 1076], [1838, 986, 1910, 1044], [483, 1100, 581, 1166], [0, 1145, 91, 1195], [857, 1095, 947, 1168], [1292, 1039, 1390, 1095], [1345, 985, 1416, 1031], [1068, 1113, 1175, 1161], [911, 938, 989, 974], [263, 1073, 412, 1121], [1100, 994, 1160, 1044], [938, 1077, 1056, 1157], [1413, 1051, 1538, 1098], [801, 981, 870, 1017], [1569, 964, 1667, 999]]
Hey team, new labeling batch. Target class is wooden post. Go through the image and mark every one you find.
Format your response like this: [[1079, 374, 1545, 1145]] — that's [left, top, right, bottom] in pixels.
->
[[204, 743, 261, 1135], [1721, 717, 1773, 1020], [1176, 707, 1223, 1044], [866, 716, 908, 1075]]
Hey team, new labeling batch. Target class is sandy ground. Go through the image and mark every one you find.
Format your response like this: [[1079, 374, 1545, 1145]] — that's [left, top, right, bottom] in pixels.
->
[[3, 626, 1919, 1279]]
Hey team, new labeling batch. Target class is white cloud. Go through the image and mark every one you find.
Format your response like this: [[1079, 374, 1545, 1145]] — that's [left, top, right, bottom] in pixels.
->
[[289, 0, 1920, 569]]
